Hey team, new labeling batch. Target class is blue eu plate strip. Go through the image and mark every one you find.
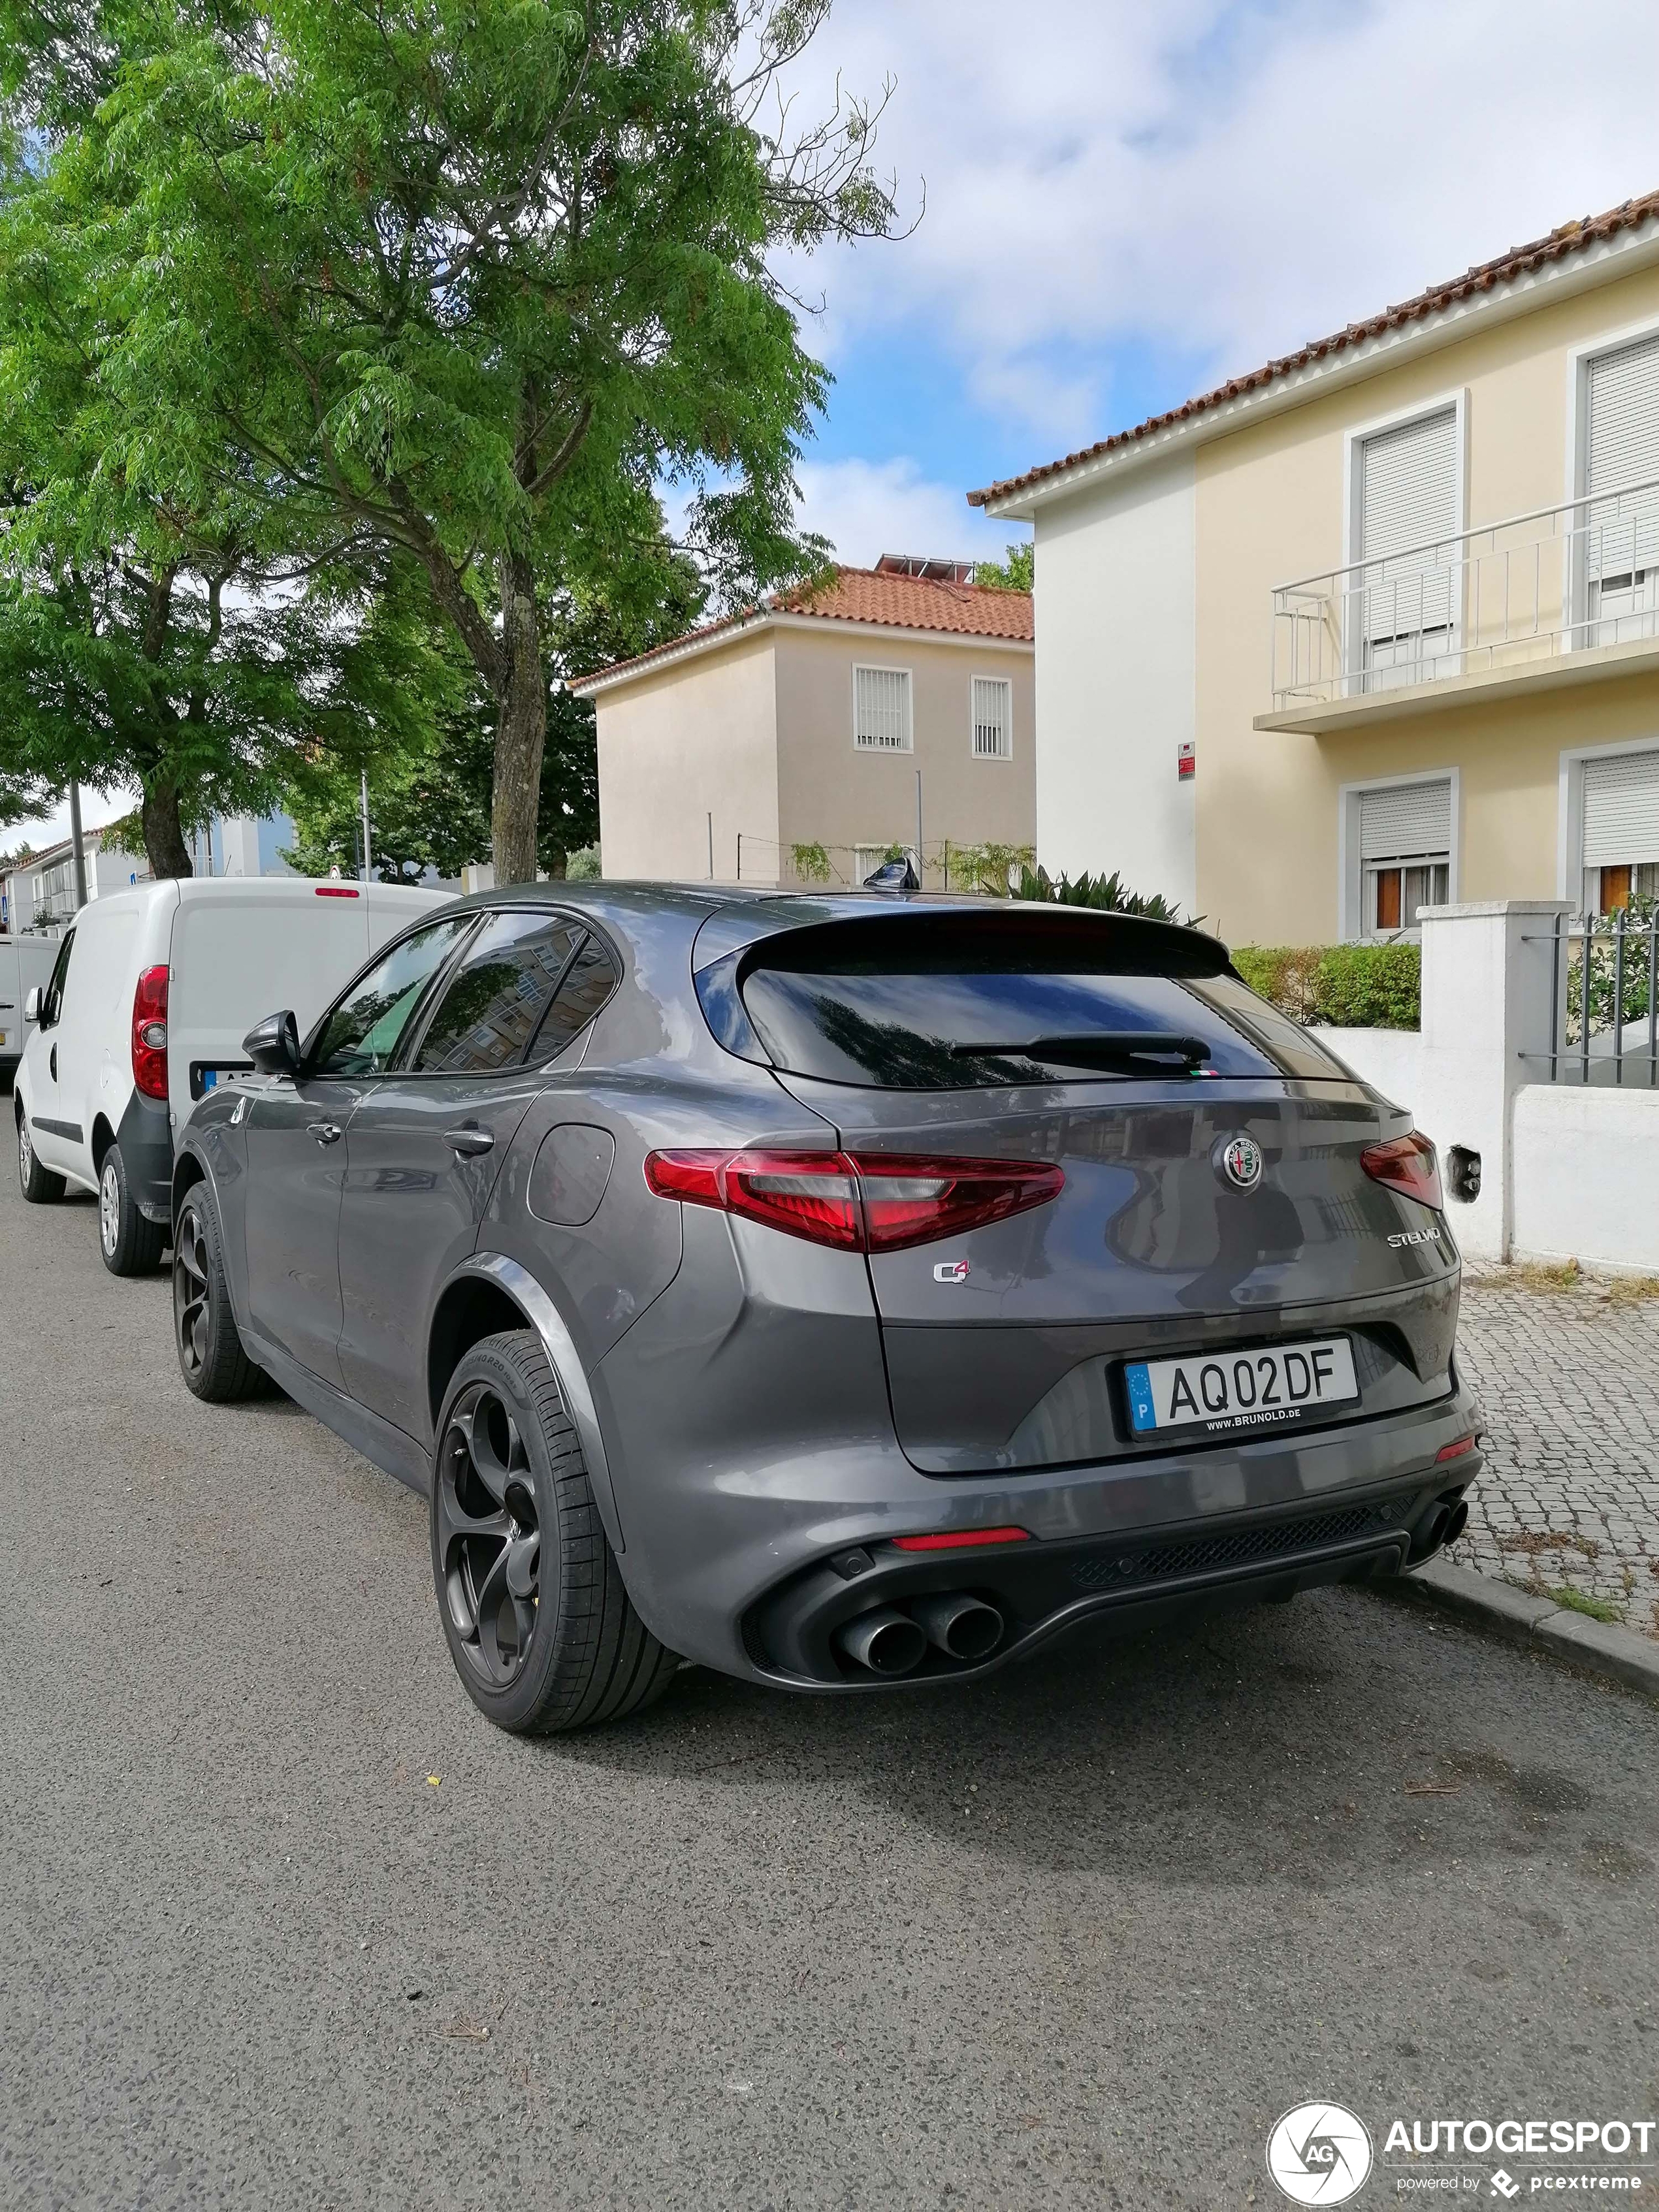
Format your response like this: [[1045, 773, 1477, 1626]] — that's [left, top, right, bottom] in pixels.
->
[[1124, 1362, 1156, 1433]]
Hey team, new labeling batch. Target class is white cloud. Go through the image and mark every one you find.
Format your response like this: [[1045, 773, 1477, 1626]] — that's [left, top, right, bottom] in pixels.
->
[[782, 0, 1659, 445], [793, 456, 1018, 567]]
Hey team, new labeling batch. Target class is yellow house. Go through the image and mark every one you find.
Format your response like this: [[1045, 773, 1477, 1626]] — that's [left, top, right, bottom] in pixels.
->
[[971, 190, 1659, 946], [571, 558, 1035, 890]]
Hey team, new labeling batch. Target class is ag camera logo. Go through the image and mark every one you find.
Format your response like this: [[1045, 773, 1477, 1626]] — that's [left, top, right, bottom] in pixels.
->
[[1266, 2102, 1374, 2205]]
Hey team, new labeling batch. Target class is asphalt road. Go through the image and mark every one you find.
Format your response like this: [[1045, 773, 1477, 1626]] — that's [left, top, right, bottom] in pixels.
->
[[3, 1140, 1656, 2211]]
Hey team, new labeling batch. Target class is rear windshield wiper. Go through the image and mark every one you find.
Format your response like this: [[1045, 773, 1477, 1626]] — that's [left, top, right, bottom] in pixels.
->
[[950, 1031, 1212, 1070]]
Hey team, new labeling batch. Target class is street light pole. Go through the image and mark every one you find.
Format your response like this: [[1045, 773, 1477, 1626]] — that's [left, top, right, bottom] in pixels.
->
[[67, 779, 88, 909], [361, 770, 373, 882]]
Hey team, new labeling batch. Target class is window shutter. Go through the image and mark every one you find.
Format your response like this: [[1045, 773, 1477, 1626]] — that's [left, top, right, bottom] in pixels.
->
[[1585, 334, 1659, 581], [854, 666, 912, 751], [1358, 779, 1452, 861], [1358, 408, 1459, 649], [1359, 408, 1458, 563], [1582, 750, 1659, 867], [971, 677, 1012, 758]]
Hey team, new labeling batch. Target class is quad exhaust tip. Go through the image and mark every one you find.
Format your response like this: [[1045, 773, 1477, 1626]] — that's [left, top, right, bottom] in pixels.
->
[[911, 1590, 1005, 1663], [837, 1593, 1007, 1676], [836, 1606, 927, 1677]]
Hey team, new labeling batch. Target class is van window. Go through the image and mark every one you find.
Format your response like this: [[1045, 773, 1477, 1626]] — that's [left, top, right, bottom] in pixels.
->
[[737, 916, 1349, 1088], [40, 929, 74, 1027], [310, 916, 475, 1076]]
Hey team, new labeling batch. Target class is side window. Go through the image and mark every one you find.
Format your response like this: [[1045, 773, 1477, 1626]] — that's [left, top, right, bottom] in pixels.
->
[[42, 929, 75, 1027], [411, 912, 585, 1074], [310, 915, 475, 1078], [527, 935, 619, 1063]]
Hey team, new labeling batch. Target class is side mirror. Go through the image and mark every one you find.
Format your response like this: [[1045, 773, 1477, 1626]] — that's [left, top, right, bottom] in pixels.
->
[[243, 1009, 301, 1076], [23, 987, 42, 1024]]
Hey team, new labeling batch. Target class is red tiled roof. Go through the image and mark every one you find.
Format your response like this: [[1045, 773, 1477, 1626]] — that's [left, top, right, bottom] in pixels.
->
[[571, 564, 1033, 691], [969, 189, 1659, 509]]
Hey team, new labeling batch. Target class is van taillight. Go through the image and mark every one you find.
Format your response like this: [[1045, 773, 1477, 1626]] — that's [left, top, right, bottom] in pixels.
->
[[131, 965, 169, 1100], [642, 1149, 1064, 1253]]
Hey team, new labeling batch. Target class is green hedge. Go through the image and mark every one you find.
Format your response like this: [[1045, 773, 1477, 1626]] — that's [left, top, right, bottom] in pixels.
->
[[1232, 942, 1421, 1030]]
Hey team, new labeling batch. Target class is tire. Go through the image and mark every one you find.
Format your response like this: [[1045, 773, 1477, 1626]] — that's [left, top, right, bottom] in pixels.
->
[[17, 1106, 65, 1204], [431, 1330, 679, 1735], [98, 1142, 168, 1276], [173, 1180, 267, 1401]]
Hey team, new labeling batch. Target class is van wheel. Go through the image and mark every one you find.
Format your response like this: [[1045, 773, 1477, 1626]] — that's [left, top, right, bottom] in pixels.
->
[[431, 1330, 680, 1735], [173, 1183, 266, 1400], [98, 1144, 167, 1275], [17, 1109, 65, 1204]]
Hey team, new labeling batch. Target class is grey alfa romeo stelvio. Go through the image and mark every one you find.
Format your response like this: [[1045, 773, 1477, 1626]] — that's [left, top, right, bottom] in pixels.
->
[[170, 884, 1481, 1733]]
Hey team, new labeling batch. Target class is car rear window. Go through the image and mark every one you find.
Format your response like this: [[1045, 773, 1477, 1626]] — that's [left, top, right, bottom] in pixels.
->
[[736, 916, 1349, 1088]]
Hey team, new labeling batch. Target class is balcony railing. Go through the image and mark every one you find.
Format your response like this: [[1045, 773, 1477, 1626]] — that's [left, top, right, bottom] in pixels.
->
[[1270, 474, 1659, 711]]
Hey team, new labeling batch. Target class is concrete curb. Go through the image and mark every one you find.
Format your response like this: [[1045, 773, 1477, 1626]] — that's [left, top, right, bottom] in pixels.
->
[[1385, 1557, 1659, 1701]]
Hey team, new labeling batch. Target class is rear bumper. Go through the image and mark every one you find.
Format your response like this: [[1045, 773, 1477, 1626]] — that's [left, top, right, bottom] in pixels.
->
[[613, 1378, 1483, 1686]]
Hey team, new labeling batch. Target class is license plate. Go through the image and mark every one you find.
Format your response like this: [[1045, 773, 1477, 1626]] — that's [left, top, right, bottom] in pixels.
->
[[1123, 1337, 1359, 1437]]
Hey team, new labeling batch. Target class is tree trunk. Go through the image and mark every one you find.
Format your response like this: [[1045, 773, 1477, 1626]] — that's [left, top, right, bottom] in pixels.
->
[[142, 777, 194, 880], [491, 548, 547, 888]]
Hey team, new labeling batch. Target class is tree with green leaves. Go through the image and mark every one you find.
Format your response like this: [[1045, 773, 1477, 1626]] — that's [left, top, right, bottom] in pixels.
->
[[974, 540, 1033, 592], [41, 0, 901, 886], [0, 85, 448, 875]]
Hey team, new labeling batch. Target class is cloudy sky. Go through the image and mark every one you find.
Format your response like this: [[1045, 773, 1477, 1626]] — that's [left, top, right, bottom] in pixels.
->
[[14, 0, 1659, 852]]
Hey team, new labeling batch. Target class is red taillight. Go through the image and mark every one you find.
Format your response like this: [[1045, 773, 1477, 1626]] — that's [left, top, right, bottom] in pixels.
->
[[315, 884, 361, 897], [891, 1527, 1032, 1551], [131, 964, 169, 1100], [1436, 1434, 1478, 1463], [1361, 1130, 1443, 1211], [642, 1148, 1065, 1253]]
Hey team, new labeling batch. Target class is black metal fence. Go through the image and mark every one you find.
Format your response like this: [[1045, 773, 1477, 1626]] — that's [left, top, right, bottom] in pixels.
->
[[1526, 907, 1659, 1086]]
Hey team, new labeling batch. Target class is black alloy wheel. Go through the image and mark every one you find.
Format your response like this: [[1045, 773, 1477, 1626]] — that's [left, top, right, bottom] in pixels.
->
[[429, 1331, 679, 1733], [172, 1187, 265, 1401], [437, 1382, 543, 1691]]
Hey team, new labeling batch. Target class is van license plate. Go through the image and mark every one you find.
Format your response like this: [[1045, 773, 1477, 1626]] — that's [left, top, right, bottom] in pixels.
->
[[1123, 1337, 1358, 1436]]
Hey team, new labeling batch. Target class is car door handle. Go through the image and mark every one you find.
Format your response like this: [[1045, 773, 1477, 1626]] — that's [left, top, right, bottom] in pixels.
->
[[445, 1125, 494, 1158], [308, 1120, 343, 1146]]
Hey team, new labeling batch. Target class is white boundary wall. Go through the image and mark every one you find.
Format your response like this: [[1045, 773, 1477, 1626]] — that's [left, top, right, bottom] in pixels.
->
[[1511, 1086, 1659, 1274], [1295, 902, 1659, 1272]]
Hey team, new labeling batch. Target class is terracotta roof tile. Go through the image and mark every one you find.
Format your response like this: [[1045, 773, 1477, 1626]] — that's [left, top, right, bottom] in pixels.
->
[[572, 565, 1032, 690], [969, 189, 1659, 509]]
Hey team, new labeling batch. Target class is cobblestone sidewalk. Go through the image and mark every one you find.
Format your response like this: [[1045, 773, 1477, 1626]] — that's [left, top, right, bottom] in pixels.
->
[[1451, 1270, 1659, 1638]]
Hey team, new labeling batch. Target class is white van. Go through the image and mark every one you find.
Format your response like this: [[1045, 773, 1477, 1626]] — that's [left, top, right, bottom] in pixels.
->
[[0, 935, 61, 1085], [15, 877, 453, 1272]]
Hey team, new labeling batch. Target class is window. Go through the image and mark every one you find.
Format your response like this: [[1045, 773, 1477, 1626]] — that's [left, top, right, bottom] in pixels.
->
[[39, 927, 74, 1029], [971, 676, 1012, 760], [1581, 748, 1659, 914], [1353, 406, 1460, 690], [1355, 779, 1452, 938], [853, 665, 912, 752], [309, 914, 474, 1077], [411, 912, 586, 1072], [737, 913, 1349, 1091], [526, 934, 619, 1063], [1583, 333, 1659, 644]]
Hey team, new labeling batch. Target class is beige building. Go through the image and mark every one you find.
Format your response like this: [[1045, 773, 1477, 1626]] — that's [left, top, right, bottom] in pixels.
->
[[972, 189, 1659, 946], [572, 558, 1035, 889]]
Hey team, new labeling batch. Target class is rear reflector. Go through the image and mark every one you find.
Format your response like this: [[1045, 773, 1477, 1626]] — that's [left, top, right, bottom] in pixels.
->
[[891, 1527, 1031, 1552], [315, 884, 361, 898], [1435, 1434, 1477, 1463], [642, 1147, 1064, 1254], [1361, 1130, 1443, 1211]]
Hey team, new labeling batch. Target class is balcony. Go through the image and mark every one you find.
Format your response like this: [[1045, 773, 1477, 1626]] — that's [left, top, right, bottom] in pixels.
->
[[1257, 475, 1659, 734]]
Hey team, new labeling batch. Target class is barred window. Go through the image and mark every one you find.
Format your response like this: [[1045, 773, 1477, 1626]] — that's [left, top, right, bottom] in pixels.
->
[[853, 665, 912, 752], [971, 676, 1012, 759]]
